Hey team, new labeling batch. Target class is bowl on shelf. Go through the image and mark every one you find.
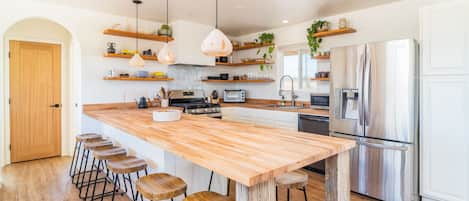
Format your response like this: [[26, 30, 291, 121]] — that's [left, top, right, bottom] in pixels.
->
[[135, 71, 149, 78], [152, 109, 181, 122]]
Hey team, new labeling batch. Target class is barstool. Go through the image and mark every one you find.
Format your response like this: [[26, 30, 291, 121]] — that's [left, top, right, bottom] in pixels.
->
[[107, 156, 149, 201], [69, 133, 102, 177], [275, 170, 309, 201], [83, 146, 128, 200], [136, 173, 187, 201], [208, 171, 230, 196], [184, 191, 230, 201], [75, 139, 113, 187]]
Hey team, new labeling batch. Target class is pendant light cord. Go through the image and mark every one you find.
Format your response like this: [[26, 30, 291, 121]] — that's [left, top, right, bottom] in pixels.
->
[[166, 0, 169, 43], [135, 1, 139, 52], [215, 0, 218, 29]]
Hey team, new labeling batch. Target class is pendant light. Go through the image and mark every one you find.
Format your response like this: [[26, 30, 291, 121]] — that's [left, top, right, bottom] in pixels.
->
[[129, 0, 145, 67], [201, 0, 233, 56], [157, 0, 176, 64]]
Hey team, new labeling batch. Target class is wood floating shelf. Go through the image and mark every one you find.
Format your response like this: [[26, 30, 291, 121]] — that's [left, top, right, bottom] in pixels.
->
[[310, 77, 330, 81], [104, 53, 158, 61], [313, 55, 330, 60], [216, 61, 274, 66], [233, 43, 274, 51], [202, 79, 275, 83], [103, 29, 174, 42], [103, 77, 174, 81], [313, 28, 356, 38]]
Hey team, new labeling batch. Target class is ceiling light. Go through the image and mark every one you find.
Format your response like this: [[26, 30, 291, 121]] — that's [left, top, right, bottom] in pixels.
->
[[158, 0, 176, 64], [282, 20, 289, 24], [201, 0, 233, 56], [129, 0, 145, 67]]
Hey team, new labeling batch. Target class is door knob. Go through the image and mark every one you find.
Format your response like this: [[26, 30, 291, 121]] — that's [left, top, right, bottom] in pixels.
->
[[50, 104, 61, 108]]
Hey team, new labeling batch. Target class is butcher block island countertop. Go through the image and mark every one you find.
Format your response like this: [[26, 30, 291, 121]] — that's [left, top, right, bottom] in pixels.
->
[[84, 108, 355, 201]]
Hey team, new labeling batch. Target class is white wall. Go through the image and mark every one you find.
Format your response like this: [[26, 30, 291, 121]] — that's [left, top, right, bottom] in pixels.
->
[[187, 0, 422, 101], [0, 0, 170, 166]]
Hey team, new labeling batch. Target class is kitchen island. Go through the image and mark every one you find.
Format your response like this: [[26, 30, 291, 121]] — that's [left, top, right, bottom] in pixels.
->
[[83, 108, 355, 201]]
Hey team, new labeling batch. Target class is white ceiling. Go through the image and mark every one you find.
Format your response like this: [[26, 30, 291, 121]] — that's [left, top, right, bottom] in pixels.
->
[[35, 0, 399, 36]]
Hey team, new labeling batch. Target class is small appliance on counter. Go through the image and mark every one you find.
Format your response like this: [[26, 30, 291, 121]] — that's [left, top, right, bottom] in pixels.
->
[[210, 90, 220, 104], [136, 97, 149, 109], [310, 93, 330, 109], [223, 89, 246, 103]]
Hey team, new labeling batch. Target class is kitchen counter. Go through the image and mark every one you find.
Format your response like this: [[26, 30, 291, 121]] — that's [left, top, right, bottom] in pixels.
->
[[84, 108, 354, 201], [220, 102, 330, 117]]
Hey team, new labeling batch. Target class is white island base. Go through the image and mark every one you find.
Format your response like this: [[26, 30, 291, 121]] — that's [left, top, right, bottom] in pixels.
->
[[83, 115, 229, 201]]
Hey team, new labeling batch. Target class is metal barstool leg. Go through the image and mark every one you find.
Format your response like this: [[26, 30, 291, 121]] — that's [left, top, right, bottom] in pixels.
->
[[127, 173, 136, 201], [100, 162, 108, 201], [74, 146, 86, 185], [90, 160, 102, 201], [79, 150, 90, 188], [208, 171, 214, 191], [287, 188, 290, 201], [69, 141, 79, 177], [82, 157, 96, 199], [302, 187, 308, 201], [111, 173, 119, 201], [121, 174, 128, 193]]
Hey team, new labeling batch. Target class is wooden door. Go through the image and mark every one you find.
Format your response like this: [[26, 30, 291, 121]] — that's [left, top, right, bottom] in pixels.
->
[[9, 40, 61, 163]]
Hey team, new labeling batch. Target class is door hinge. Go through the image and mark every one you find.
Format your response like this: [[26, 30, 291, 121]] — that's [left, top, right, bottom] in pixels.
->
[[8, 51, 11, 59], [9, 144, 11, 150], [8, 98, 11, 104]]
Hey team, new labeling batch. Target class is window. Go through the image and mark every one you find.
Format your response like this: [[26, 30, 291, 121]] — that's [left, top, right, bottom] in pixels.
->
[[281, 49, 318, 91]]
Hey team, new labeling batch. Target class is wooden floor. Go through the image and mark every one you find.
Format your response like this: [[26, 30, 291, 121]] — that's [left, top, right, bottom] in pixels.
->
[[0, 157, 376, 201]]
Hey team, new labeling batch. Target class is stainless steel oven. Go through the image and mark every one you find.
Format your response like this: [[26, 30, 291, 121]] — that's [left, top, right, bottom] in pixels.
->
[[310, 93, 329, 109], [298, 114, 329, 174]]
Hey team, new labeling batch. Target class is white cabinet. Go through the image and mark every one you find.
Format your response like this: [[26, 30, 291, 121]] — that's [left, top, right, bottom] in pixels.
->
[[221, 107, 298, 130], [421, 77, 469, 201], [420, 0, 469, 76], [420, 1, 469, 201]]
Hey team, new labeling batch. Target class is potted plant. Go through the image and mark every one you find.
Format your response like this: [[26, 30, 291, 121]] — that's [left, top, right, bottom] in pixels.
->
[[157, 24, 172, 37], [307, 20, 328, 57], [256, 33, 275, 71]]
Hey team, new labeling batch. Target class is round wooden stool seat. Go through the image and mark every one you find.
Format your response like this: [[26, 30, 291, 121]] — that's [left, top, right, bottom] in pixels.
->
[[92, 146, 127, 160], [275, 170, 308, 189], [107, 156, 147, 174], [183, 191, 230, 201], [84, 139, 113, 150], [136, 173, 187, 200], [76, 133, 102, 142]]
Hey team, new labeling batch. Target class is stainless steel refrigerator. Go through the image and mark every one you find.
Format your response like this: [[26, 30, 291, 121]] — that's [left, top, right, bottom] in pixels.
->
[[330, 39, 419, 201]]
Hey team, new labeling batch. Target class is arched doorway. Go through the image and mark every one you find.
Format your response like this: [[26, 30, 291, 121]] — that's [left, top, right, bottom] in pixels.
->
[[1, 17, 81, 165]]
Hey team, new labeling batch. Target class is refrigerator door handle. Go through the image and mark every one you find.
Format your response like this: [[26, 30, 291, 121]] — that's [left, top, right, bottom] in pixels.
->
[[357, 141, 408, 151], [363, 44, 371, 126], [357, 46, 366, 126]]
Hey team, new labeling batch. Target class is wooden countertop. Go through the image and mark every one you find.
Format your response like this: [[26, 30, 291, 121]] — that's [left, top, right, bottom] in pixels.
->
[[84, 109, 354, 187], [220, 102, 330, 117]]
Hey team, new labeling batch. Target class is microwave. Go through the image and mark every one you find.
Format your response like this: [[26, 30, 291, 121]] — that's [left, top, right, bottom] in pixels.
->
[[310, 93, 329, 109], [223, 89, 246, 103]]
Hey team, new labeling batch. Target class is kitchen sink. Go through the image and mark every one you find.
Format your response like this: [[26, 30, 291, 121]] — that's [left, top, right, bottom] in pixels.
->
[[264, 105, 305, 109]]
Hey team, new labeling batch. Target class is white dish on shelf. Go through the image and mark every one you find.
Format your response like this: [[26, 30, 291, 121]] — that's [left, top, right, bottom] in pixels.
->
[[152, 109, 181, 122]]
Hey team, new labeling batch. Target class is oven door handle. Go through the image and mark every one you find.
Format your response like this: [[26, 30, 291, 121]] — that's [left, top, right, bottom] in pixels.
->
[[300, 116, 329, 122]]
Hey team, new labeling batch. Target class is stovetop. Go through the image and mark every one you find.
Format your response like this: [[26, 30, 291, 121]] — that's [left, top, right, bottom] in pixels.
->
[[168, 89, 221, 115]]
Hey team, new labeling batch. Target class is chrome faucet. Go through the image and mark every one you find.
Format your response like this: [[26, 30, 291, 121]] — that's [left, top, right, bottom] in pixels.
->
[[279, 75, 298, 106]]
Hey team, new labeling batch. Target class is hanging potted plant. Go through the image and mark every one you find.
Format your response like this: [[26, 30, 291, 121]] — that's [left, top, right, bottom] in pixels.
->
[[256, 33, 275, 70], [307, 20, 328, 57]]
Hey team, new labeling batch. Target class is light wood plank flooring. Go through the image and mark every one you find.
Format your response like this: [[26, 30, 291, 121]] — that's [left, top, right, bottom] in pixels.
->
[[0, 157, 376, 201]]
